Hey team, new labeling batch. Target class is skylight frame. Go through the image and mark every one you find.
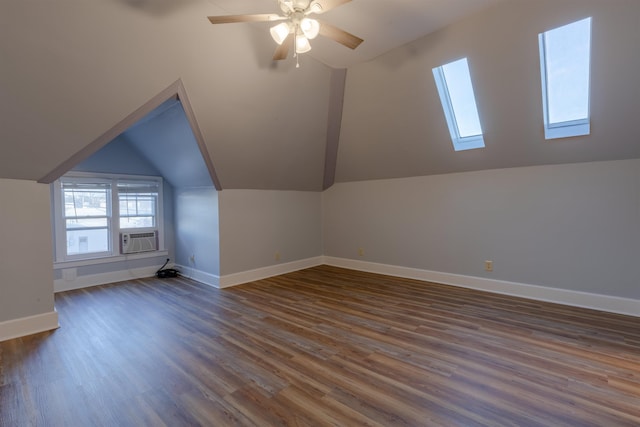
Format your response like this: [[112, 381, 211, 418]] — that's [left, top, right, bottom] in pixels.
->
[[538, 17, 592, 140], [432, 58, 485, 151]]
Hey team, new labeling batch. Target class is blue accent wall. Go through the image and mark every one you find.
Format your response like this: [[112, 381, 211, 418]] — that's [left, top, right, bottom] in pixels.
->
[[73, 135, 161, 176], [175, 187, 220, 277]]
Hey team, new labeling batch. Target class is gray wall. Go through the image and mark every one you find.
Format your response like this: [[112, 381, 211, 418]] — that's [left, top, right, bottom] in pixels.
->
[[0, 180, 55, 322], [219, 190, 322, 275], [174, 187, 220, 277], [323, 159, 640, 300]]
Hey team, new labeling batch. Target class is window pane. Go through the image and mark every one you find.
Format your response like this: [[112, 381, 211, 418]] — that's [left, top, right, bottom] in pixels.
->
[[137, 199, 155, 215], [118, 182, 158, 230], [63, 188, 109, 218], [542, 17, 591, 124], [66, 218, 108, 229], [441, 58, 483, 138], [120, 216, 155, 229], [433, 57, 485, 151], [66, 228, 109, 255], [119, 195, 156, 216]]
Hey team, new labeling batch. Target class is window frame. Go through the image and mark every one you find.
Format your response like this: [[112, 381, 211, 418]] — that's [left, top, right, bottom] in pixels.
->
[[57, 177, 113, 261], [538, 17, 592, 140], [53, 172, 164, 263], [117, 180, 160, 230], [432, 57, 485, 151]]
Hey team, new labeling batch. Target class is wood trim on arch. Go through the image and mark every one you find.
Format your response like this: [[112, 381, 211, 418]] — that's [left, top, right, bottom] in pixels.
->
[[322, 68, 347, 191], [37, 79, 222, 191]]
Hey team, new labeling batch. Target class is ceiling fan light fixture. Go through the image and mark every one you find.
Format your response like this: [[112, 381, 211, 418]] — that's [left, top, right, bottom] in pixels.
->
[[300, 18, 320, 39], [270, 22, 291, 45], [295, 34, 312, 53], [280, 0, 294, 13], [309, 2, 323, 14], [207, 0, 363, 66]]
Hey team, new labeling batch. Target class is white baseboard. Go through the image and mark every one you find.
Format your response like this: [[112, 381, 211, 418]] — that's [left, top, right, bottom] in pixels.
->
[[52, 257, 323, 292], [219, 256, 324, 289], [54, 266, 160, 293], [0, 310, 60, 342], [324, 257, 640, 318], [52, 255, 637, 318], [174, 264, 220, 288]]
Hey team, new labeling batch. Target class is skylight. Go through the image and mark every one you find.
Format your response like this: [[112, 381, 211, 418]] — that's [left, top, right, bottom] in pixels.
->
[[433, 58, 485, 151], [539, 17, 592, 140]]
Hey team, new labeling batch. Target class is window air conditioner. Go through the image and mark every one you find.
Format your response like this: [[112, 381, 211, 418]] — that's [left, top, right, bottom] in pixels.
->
[[120, 231, 158, 254]]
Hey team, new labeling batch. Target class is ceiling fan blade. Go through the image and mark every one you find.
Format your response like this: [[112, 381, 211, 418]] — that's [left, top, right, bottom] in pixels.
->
[[318, 21, 363, 50], [310, 0, 352, 14], [208, 14, 284, 24], [273, 34, 293, 60]]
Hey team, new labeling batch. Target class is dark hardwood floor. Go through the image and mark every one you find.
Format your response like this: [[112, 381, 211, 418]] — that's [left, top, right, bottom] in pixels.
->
[[1, 265, 639, 426]]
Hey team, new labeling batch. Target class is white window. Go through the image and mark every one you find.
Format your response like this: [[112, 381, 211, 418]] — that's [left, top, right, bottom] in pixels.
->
[[539, 17, 592, 140], [433, 57, 485, 151], [61, 179, 112, 258], [53, 173, 163, 262], [118, 181, 159, 229]]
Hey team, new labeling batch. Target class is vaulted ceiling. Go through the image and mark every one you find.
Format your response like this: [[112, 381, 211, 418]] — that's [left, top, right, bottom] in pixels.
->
[[1, 0, 638, 191]]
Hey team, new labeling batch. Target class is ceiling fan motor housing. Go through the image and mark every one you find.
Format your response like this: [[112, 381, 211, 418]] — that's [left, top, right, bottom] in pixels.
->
[[280, 0, 319, 14], [292, 0, 312, 10]]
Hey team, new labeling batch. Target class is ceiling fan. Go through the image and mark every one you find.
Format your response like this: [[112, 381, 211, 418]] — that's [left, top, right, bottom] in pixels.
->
[[207, 0, 363, 67]]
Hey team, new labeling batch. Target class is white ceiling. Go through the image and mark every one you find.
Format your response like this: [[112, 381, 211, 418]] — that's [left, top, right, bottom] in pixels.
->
[[205, 0, 506, 68]]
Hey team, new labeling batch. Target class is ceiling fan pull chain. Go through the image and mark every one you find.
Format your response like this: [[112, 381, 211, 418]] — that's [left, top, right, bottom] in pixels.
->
[[294, 24, 300, 68]]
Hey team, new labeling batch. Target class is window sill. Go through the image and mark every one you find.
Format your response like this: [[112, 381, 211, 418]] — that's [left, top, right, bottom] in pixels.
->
[[544, 121, 590, 140], [453, 135, 485, 151], [54, 250, 169, 270]]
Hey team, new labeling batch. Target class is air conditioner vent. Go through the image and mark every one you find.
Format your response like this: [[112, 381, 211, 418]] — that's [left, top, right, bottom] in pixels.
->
[[120, 230, 158, 254]]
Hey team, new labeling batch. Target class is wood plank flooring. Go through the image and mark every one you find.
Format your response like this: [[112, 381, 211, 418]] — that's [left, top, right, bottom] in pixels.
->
[[1, 265, 639, 426]]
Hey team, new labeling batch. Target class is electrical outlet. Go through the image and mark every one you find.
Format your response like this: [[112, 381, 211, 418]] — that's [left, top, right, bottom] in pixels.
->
[[275, 251, 281, 261], [485, 260, 493, 272], [190, 254, 195, 263], [358, 248, 364, 257]]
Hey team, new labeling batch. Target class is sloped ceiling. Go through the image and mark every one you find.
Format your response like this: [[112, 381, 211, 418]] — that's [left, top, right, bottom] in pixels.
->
[[336, 0, 640, 182], [123, 98, 214, 189], [0, 0, 333, 190], [1, 0, 638, 191], [205, 0, 504, 68]]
